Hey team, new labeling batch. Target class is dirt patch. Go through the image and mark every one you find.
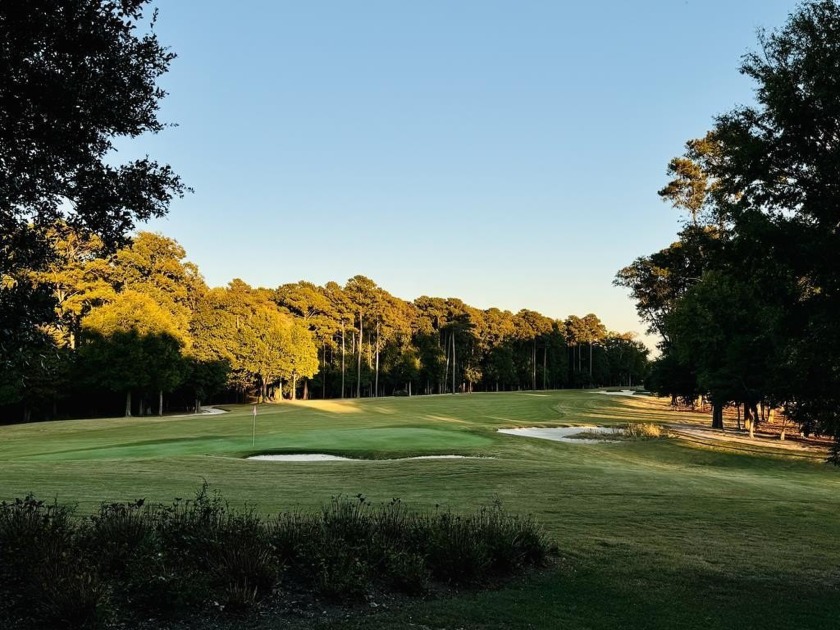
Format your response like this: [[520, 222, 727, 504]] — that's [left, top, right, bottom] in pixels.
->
[[666, 423, 831, 457]]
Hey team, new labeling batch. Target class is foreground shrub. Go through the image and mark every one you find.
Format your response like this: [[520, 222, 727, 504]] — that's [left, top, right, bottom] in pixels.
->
[[0, 488, 554, 627], [38, 562, 110, 629], [0, 495, 111, 627]]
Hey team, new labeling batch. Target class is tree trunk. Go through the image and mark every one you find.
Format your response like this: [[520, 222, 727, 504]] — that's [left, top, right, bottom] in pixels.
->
[[451, 333, 456, 394], [291, 374, 297, 400], [125, 390, 132, 417], [195, 398, 201, 414], [341, 323, 345, 399], [543, 344, 547, 390], [736, 403, 741, 431], [532, 339, 537, 390], [260, 378, 267, 403], [711, 402, 724, 430], [375, 321, 380, 398], [302, 378, 308, 400], [159, 390, 163, 416], [744, 403, 754, 437], [443, 332, 450, 394], [357, 312, 362, 398]]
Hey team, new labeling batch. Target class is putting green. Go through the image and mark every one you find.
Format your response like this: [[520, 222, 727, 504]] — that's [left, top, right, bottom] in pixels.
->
[[14, 426, 491, 461]]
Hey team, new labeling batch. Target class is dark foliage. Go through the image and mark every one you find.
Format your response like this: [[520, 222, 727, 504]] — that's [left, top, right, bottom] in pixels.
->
[[0, 0, 185, 411], [0, 487, 554, 627]]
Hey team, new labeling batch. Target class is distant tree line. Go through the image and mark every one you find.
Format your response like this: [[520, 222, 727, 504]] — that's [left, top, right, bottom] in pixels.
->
[[616, 0, 840, 457], [0, 0, 648, 422], [0, 227, 649, 421]]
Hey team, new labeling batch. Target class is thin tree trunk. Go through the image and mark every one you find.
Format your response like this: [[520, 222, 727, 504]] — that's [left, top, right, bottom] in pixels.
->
[[744, 403, 753, 436], [302, 378, 308, 400], [543, 344, 547, 390], [375, 320, 380, 398], [341, 323, 345, 399], [532, 339, 537, 390], [159, 390, 163, 416], [125, 390, 132, 417], [444, 332, 450, 394], [291, 374, 297, 400], [357, 312, 362, 398], [452, 332, 456, 394]]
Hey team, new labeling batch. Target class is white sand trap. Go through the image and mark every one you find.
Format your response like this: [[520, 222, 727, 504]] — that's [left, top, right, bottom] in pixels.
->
[[596, 390, 638, 396], [169, 406, 228, 418], [498, 426, 619, 444], [250, 454, 354, 462], [248, 454, 490, 462], [199, 406, 228, 414]]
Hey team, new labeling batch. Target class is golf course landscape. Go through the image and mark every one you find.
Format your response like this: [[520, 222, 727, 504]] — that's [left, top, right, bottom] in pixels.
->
[[2, 390, 838, 628]]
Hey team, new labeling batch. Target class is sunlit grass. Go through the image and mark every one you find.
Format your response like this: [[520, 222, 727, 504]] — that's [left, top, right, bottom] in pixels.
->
[[1, 390, 839, 628]]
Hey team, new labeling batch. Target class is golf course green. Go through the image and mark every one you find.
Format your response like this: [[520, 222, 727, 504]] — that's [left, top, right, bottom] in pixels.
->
[[1, 390, 838, 629]]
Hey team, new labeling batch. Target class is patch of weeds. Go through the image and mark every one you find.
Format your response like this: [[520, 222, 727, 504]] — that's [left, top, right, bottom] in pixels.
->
[[209, 514, 278, 609], [422, 508, 491, 584], [624, 422, 664, 439], [0, 495, 76, 619], [37, 561, 111, 629], [381, 547, 431, 594], [82, 498, 153, 579], [123, 553, 210, 617]]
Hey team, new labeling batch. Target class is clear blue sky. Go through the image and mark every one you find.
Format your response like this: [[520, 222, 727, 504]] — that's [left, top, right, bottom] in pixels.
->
[[130, 0, 799, 348]]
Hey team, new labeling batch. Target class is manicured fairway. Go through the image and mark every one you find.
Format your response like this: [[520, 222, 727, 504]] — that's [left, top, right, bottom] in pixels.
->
[[1, 391, 839, 629]]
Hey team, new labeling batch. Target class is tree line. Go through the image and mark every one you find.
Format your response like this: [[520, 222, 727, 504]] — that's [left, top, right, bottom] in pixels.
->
[[1, 226, 649, 421], [0, 1, 649, 423], [616, 0, 840, 456]]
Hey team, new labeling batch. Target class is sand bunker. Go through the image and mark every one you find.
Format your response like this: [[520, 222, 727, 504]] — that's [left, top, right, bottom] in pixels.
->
[[250, 454, 353, 462], [498, 426, 619, 444], [199, 406, 227, 415], [248, 454, 489, 462], [596, 390, 638, 397]]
